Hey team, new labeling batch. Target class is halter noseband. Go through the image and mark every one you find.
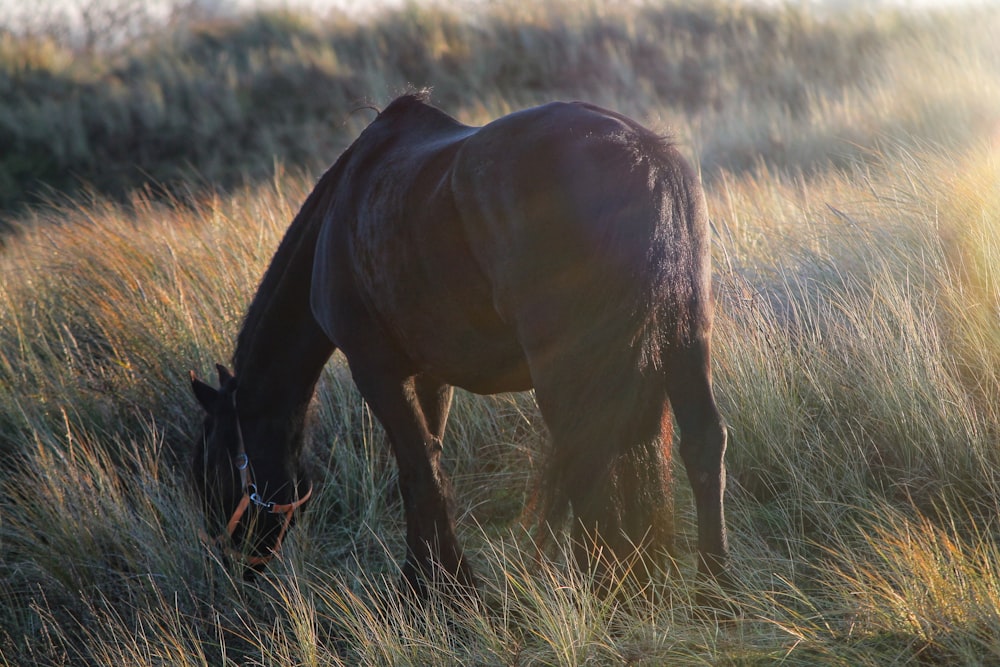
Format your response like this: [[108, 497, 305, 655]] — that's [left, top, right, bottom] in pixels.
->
[[203, 405, 312, 568]]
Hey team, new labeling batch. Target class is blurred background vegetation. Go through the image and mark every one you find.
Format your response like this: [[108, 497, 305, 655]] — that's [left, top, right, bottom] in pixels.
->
[[1, 0, 990, 219]]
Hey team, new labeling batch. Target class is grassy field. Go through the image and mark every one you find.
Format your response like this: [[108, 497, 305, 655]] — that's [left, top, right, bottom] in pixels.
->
[[1, 0, 1000, 664]]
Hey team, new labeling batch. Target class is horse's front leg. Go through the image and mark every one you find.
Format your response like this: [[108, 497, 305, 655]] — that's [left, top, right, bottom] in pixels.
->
[[349, 366, 473, 597]]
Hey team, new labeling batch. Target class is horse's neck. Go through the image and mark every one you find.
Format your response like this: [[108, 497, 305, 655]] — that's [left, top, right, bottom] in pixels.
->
[[233, 178, 338, 427], [234, 311, 334, 420]]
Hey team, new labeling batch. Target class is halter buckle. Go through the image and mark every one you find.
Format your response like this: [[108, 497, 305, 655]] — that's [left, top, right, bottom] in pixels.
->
[[248, 484, 276, 512]]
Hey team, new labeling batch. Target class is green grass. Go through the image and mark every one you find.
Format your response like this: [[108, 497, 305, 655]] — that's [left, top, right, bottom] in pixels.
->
[[1, 0, 1000, 664]]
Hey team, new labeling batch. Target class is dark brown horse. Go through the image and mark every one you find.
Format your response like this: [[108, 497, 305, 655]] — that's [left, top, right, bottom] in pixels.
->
[[191, 93, 728, 598]]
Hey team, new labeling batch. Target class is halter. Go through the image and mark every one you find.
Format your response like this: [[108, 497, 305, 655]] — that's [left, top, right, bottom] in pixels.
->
[[202, 406, 313, 568]]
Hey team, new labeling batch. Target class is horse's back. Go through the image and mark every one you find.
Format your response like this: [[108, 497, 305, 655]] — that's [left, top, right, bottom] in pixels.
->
[[312, 97, 712, 393], [452, 101, 712, 371]]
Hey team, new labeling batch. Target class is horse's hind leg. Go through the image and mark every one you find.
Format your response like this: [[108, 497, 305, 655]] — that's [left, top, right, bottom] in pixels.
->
[[531, 364, 675, 587], [348, 366, 472, 596], [667, 340, 729, 587], [612, 408, 676, 574]]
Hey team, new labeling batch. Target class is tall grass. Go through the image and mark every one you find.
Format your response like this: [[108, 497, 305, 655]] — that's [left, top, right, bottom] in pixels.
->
[[1, 0, 999, 664]]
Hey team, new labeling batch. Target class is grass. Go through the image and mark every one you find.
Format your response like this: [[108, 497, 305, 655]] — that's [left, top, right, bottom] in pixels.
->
[[1, 0, 999, 664]]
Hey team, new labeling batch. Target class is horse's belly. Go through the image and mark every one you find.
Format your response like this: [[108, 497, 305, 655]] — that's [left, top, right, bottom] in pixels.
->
[[392, 308, 532, 395]]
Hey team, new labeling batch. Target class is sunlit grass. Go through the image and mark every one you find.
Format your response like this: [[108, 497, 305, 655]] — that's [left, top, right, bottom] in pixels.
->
[[2, 142, 999, 664], [0, 0, 999, 664]]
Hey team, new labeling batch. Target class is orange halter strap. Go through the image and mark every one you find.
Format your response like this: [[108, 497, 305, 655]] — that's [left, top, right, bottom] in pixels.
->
[[202, 409, 312, 568]]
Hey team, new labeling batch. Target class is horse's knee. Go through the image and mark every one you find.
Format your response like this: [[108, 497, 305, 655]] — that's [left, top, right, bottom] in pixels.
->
[[679, 419, 727, 482]]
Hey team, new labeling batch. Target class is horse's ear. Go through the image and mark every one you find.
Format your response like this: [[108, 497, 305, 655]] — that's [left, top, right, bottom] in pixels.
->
[[190, 371, 219, 412], [216, 364, 235, 386]]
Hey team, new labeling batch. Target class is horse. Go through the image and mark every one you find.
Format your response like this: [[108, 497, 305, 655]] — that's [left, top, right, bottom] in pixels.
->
[[190, 92, 729, 600]]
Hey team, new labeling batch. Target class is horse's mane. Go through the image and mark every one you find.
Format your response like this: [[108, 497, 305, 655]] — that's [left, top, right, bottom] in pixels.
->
[[233, 148, 352, 373], [379, 89, 431, 114]]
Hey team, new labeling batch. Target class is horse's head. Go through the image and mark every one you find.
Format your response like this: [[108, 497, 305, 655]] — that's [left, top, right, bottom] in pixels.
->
[[190, 364, 312, 571]]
